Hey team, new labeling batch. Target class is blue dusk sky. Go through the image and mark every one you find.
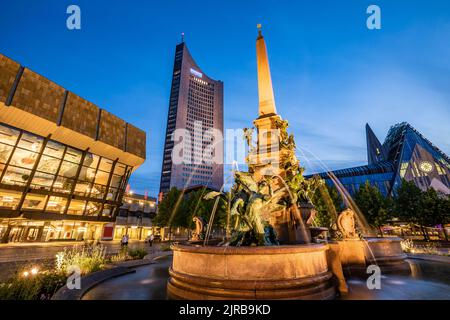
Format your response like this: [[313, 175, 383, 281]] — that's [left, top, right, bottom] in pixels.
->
[[1, 0, 449, 197]]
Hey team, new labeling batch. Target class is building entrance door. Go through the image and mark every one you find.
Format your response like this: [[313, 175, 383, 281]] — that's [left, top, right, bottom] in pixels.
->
[[25, 227, 41, 242], [8, 227, 24, 242]]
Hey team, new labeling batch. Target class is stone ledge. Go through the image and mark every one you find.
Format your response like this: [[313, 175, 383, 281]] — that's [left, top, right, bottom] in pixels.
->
[[407, 253, 450, 264], [51, 252, 172, 300], [171, 243, 328, 255], [51, 266, 135, 300]]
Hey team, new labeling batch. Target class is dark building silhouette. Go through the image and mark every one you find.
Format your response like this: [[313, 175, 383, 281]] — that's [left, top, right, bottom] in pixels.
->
[[159, 40, 224, 195]]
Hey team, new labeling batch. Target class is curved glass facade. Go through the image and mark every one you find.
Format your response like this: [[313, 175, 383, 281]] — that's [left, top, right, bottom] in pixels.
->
[[0, 123, 132, 218]]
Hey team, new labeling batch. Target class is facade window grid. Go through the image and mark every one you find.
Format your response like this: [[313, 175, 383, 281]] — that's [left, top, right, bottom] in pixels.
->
[[0, 123, 129, 218]]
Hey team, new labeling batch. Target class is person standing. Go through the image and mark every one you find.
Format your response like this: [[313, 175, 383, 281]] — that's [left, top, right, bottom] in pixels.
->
[[149, 233, 154, 247], [121, 234, 129, 247]]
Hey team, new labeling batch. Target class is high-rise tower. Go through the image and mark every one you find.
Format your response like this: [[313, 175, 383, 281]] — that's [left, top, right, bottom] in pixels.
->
[[159, 40, 224, 195]]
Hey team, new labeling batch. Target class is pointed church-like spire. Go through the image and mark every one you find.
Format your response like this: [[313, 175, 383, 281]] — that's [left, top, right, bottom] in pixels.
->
[[256, 24, 277, 117], [366, 123, 387, 165]]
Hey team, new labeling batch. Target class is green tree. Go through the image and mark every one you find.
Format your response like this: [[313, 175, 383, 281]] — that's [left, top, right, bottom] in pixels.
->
[[394, 180, 428, 240], [421, 189, 450, 241], [311, 182, 343, 228], [437, 195, 450, 241], [181, 188, 227, 231], [153, 187, 227, 240], [153, 187, 182, 239], [354, 181, 389, 236]]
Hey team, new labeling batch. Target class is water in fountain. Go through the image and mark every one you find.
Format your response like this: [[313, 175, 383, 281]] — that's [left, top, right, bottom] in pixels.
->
[[296, 145, 375, 237], [273, 174, 311, 244], [296, 145, 380, 263]]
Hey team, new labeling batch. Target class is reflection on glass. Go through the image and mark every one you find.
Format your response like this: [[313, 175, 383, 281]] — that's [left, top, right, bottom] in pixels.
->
[[58, 161, 78, 178], [94, 170, 109, 186], [90, 184, 105, 199], [98, 158, 113, 172], [67, 199, 87, 215], [83, 153, 99, 169], [74, 182, 91, 197], [114, 163, 126, 176], [0, 144, 14, 163], [37, 155, 61, 174], [22, 194, 47, 210], [0, 125, 20, 146], [110, 175, 122, 189], [1, 166, 32, 186], [52, 176, 74, 194], [0, 123, 128, 218], [18, 133, 43, 151], [102, 204, 114, 218], [46, 196, 67, 213], [30, 172, 54, 190], [85, 201, 100, 216], [43, 141, 65, 159], [78, 166, 96, 183], [106, 187, 117, 201], [9, 149, 38, 169], [64, 148, 82, 164], [0, 189, 22, 209]]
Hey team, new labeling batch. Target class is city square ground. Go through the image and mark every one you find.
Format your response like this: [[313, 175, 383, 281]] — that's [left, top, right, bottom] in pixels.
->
[[0, 241, 449, 300], [81, 255, 450, 300], [0, 240, 152, 281]]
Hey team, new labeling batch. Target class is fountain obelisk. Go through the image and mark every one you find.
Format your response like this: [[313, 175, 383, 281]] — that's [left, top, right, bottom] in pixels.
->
[[249, 24, 285, 181]]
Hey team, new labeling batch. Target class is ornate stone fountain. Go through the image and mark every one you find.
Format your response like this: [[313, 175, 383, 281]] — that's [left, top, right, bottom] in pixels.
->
[[167, 25, 336, 300], [167, 25, 408, 300]]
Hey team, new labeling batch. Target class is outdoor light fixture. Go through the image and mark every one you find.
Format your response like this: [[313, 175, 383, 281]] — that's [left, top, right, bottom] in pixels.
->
[[31, 267, 38, 275], [22, 271, 29, 277]]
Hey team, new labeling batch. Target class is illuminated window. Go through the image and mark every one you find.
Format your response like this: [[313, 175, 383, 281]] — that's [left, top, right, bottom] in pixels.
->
[[0, 144, 14, 164], [17, 133, 43, 151], [0, 125, 20, 146], [1, 166, 32, 186], [46, 196, 67, 213], [9, 148, 39, 169], [0, 189, 22, 209], [22, 194, 47, 210], [66, 199, 87, 216]]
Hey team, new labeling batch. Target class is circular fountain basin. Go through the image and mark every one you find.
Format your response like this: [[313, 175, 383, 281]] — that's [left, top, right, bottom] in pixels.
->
[[363, 237, 410, 273], [338, 237, 410, 275], [167, 244, 336, 300]]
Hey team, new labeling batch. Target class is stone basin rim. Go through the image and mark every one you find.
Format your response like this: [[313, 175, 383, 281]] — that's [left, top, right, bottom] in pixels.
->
[[171, 243, 329, 255]]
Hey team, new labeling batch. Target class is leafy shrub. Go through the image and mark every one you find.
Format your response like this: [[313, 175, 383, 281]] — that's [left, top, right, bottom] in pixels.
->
[[161, 243, 174, 251], [55, 244, 106, 275], [110, 247, 129, 263], [0, 244, 107, 300], [128, 248, 147, 259], [0, 269, 67, 300]]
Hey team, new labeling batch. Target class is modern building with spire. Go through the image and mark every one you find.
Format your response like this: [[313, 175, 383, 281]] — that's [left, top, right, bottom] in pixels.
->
[[159, 38, 224, 195], [308, 123, 450, 197]]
